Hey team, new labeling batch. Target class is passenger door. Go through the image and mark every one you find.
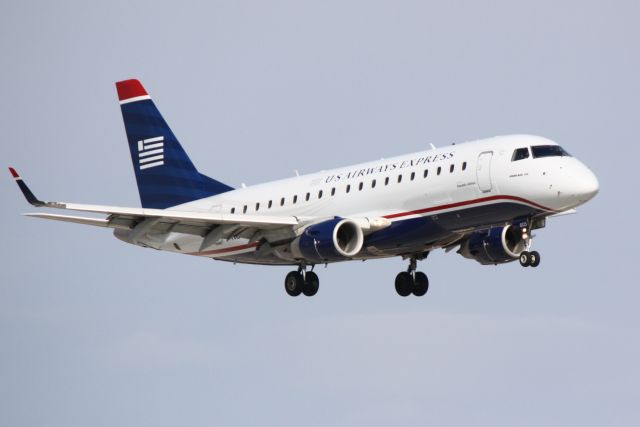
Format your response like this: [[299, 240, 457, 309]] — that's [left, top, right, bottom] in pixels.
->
[[476, 151, 493, 193]]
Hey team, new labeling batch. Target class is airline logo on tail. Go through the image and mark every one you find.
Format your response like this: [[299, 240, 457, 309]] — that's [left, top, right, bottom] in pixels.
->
[[138, 136, 164, 170]]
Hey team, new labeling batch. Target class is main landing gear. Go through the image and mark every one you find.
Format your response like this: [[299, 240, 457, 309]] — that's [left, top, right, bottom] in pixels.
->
[[395, 257, 429, 297], [519, 250, 541, 267], [284, 266, 319, 297]]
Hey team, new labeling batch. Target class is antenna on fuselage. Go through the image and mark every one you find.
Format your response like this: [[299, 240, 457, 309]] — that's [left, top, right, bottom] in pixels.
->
[[429, 143, 437, 150], [293, 169, 299, 176]]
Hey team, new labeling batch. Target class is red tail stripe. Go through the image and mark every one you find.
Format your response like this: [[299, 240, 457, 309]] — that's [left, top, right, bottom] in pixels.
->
[[116, 79, 148, 101], [8, 167, 19, 178]]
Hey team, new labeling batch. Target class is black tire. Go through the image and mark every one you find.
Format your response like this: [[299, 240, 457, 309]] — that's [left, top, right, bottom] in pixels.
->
[[302, 271, 320, 296], [395, 272, 413, 297], [413, 271, 429, 296], [530, 251, 541, 267], [284, 271, 303, 296], [519, 251, 531, 267]]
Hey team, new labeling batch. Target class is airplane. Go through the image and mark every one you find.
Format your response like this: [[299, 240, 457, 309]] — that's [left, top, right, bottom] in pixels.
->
[[9, 79, 599, 297]]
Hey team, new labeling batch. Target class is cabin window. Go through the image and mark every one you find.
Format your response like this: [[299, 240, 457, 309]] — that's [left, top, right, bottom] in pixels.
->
[[462, 161, 467, 170], [243, 205, 247, 214], [268, 200, 272, 209], [512, 147, 530, 161], [450, 164, 454, 173], [371, 179, 376, 188], [331, 187, 336, 196], [397, 174, 402, 183], [255, 202, 260, 211], [410, 171, 415, 181], [423, 169, 429, 178], [359, 182, 363, 191], [280, 197, 285, 206], [305, 192, 310, 201], [318, 190, 323, 199], [385, 177, 389, 185], [231, 207, 235, 214], [346, 184, 351, 193], [293, 195, 298, 204], [437, 166, 441, 175]]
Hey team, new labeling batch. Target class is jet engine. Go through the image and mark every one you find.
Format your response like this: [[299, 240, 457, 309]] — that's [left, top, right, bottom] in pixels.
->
[[291, 217, 364, 263], [458, 224, 530, 265]]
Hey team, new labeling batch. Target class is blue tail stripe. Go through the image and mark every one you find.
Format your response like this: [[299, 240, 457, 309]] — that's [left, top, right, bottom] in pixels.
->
[[120, 98, 233, 209]]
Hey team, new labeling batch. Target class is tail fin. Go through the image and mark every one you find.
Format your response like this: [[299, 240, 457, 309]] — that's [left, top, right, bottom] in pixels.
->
[[116, 79, 233, 209]]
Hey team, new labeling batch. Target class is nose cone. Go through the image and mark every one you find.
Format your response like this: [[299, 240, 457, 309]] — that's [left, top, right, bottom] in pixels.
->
[[571, 165, 599, 204]]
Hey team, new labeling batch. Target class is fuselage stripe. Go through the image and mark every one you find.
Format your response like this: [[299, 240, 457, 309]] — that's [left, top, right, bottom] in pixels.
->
[[382, 195, 556, 220], [190, 241, 259, 256]]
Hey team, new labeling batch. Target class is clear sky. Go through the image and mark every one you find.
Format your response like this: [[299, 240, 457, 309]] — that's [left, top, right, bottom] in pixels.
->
[[1, 1, 638, 426]]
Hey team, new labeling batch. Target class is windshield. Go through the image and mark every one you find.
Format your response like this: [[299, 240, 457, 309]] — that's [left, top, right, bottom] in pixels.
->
[[531, 145, 571, 158]]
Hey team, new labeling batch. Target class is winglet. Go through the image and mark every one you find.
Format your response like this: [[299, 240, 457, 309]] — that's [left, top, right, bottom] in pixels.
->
[[8, 167, 46, 206]]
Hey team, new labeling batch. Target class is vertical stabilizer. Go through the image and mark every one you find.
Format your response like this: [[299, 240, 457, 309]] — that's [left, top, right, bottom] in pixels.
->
[[116, 79, 233, 209]]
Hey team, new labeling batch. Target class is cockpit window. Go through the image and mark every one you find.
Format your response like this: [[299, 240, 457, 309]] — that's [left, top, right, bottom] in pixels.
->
[[511, 147, 530, 161], [531, 145, 571, 158]]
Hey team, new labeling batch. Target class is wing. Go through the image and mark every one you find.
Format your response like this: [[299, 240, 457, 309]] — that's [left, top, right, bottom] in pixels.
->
[[9, 167, 301, 251]]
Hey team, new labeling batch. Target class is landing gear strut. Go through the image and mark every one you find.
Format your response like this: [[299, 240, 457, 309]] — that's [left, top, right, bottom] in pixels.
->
[[284, 266, 319, 297], [395, 256, 429, 297]]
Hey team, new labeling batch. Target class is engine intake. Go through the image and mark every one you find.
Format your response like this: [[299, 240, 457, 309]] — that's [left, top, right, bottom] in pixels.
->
[[459, 224, 530, 265], [292, 218, 364, 262]]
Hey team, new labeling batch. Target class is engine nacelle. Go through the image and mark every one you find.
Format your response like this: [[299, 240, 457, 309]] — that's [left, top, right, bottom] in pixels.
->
[[459, 224, 530, 265], [291, 218, 364, 263]]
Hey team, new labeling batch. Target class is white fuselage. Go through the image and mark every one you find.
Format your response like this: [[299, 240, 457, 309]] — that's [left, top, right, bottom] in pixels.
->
[[127, 134, 598, 264]]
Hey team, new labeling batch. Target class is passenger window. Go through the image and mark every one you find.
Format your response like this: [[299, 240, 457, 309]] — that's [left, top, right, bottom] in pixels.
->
[[331, 187, 336, 196], [397, 174, 402, 183], [231, 207, 235, 214], [293, 195, 298, 204], [437, 166, 441, 175], [450, 164, 454, 173], [255, 202, 260, 211], [243, 205, 247, 214], [280, 197, 285, 206], [512, 147, 530, 161], [462, 162, 467, 171], [268, 200, 272, 209], [346, 184, 351, 193], [318, 190, 323, 199], [423, 169, 428, 178], [305, 192, 310, 201], [385, 177, 389, 185], [372, 179, 376, 188], [359, 182, 363, 191], [410, 172, 415, 181]]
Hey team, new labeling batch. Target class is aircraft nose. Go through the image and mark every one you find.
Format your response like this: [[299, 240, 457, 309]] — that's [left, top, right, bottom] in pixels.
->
[[572, 164, 599, 203]]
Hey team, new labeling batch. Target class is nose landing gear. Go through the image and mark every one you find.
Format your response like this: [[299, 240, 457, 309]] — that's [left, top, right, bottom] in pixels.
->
[[519, 250, 541, 267], [284, 266, 319, 297], [395, 256, 430, 297]]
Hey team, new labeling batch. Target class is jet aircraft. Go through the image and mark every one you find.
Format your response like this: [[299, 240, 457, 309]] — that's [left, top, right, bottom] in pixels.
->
[[10, 79, 599, 297]]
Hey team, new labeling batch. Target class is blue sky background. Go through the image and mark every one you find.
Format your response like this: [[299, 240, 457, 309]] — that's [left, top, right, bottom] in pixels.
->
[[1, 1, 638, 426]]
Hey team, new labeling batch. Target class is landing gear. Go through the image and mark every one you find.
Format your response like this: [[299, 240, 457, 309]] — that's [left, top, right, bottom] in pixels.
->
[[284, 267, 320, 297], [395, 256, 429, 297], [519, 250, 541, 267]]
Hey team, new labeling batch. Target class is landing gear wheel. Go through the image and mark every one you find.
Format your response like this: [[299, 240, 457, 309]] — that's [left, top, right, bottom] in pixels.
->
[[302, 271, 320, 296], [413, 272, 429, 296], [519, 251, 532, 267], [284, 271, 304, 296], [395, 272, 413, 297], [530, 251, 541, 267]]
